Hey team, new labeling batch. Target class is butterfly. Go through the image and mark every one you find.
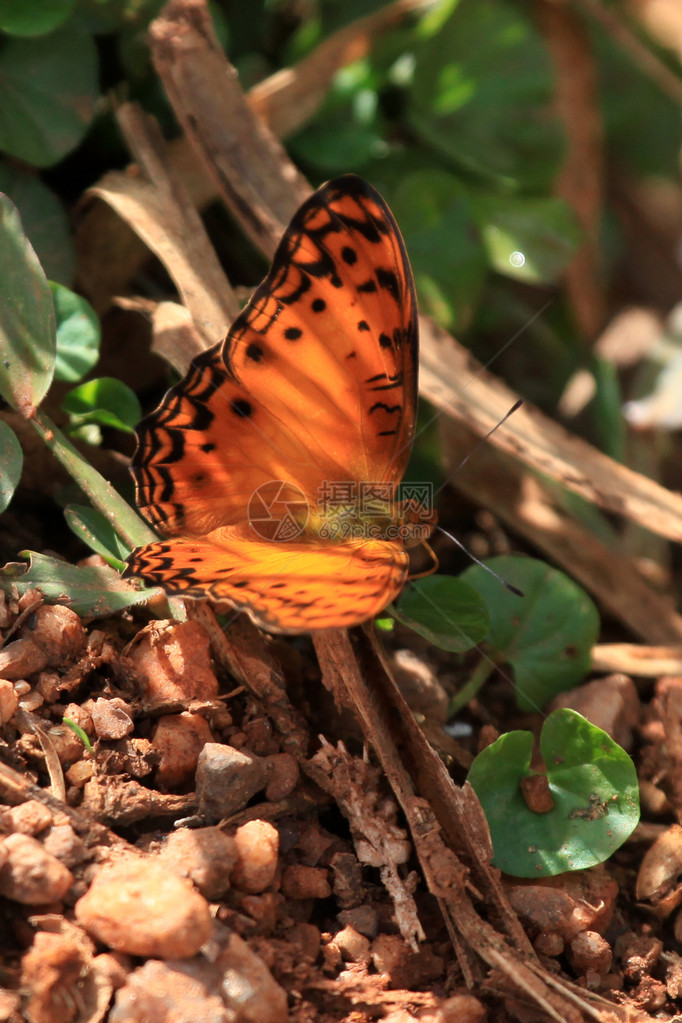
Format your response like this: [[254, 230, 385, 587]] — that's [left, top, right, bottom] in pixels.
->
[[124, 175, 435, 632]]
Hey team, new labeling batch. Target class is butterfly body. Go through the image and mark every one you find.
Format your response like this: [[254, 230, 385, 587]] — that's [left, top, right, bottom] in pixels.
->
[[125, 175, 433, 631]]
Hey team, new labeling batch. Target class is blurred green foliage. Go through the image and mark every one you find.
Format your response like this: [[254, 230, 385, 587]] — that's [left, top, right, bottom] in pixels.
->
[[0, 0, 679, 428]]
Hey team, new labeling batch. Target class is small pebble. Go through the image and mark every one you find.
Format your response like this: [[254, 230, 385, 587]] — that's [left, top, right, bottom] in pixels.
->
[[75, 856, 212, 958], [62, 702, 94, 738], [43, 824, 89, 868], [92, 952, 131, 990], [371, 934, 444, 989], [239, 892, 279, 932], [153, 712, 213, 789], [264, 753, 299, 801], [0, 679, 18, 724], [533, 930, 564, 957], [109, 960, 227, 1023], [504, 866, 618, 941], [286, 922, 320, 962], [438, 993, 487, 1023], [161, 827, 238, 900], [45, 724, 87, 766], [570, 930, 613, 974], [91, 697, 135, 741], [18, 690, 44, 713], [36, 671, 62, 703], [3, 799, 53, 836], [337, 905, 379, 939], [334, 924, 371, 963], [0, 833, 73, 904], [231, 821, 279, 894], [196, 744, 270, 820], [20, 605, 87, 667], [66, 760, 94, 788], [129, 621, 219, 709], [21, 931, 93, 1023], [281, 864, 331, 900], [619, 934, 663, 980], [207, 926, 289, 1023], [0, 638, 47, 680]]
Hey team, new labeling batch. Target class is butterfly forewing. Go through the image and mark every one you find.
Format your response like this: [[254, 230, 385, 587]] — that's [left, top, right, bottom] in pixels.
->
[[226, 175, 418, 488]]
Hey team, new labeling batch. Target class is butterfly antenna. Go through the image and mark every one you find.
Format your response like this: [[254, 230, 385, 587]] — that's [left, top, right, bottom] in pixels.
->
[[436, 525, 524, 597], [433, 398, 524, 596], [433, 398, 523, 501]]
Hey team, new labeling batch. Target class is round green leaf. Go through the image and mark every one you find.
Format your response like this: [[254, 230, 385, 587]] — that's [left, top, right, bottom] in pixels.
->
[[393, 575, 489, 652], [61, 378, 141, 435], [51, 283, 101, 382], [462, 557, 600, 711], [0, 193, 56, 413], [0, 0, 76, 36], [0, 420, 23, 513], [468, 708, 640, 877], [0, 23, 99, 167]]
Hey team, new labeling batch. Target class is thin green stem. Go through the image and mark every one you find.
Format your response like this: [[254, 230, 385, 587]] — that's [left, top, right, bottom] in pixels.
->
[[448, 655, 496, 716], [30, 408, 156, 550]]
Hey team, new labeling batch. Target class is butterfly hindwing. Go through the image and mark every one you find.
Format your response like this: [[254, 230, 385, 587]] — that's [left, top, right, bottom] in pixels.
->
[[127, 529, 409, 632]]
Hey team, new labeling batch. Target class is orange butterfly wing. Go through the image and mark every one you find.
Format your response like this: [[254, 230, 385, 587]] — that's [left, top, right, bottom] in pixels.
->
[[126, 176, 420, 631], [125, 530, 407, 632]]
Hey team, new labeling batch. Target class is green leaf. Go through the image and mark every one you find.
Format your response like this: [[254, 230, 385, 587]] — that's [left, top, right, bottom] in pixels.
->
[[290, 72, 385, 172], [0, 420, 23, 514], [61, 378, 141, 434], [393, 575, 489, 652], [591, 354, 626, 463], [462, 557, 600, 711], [0, 551, 163, 618], [62, 717, 93, 752], [51, 283, 101, 382], [0, 193, 56, 413], [390, 169, 487, 331], [64, 504, 130, 568], [0, 164, 75, 285], [0, 0, 76, 36], [468, 708, 640, 877], [471, 194, 581, 283], [0, 23, 99, 168], [408, 0, 562, 191]]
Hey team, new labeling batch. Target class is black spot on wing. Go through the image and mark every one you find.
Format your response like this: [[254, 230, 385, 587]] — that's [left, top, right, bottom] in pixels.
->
[[376, 267, 400, 303], [285, 327, 302, 341], [312, 298, 326, 312], [358, 320, 370, 332], [246, 343, 264, 362], [231, 398, 253, 418]]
